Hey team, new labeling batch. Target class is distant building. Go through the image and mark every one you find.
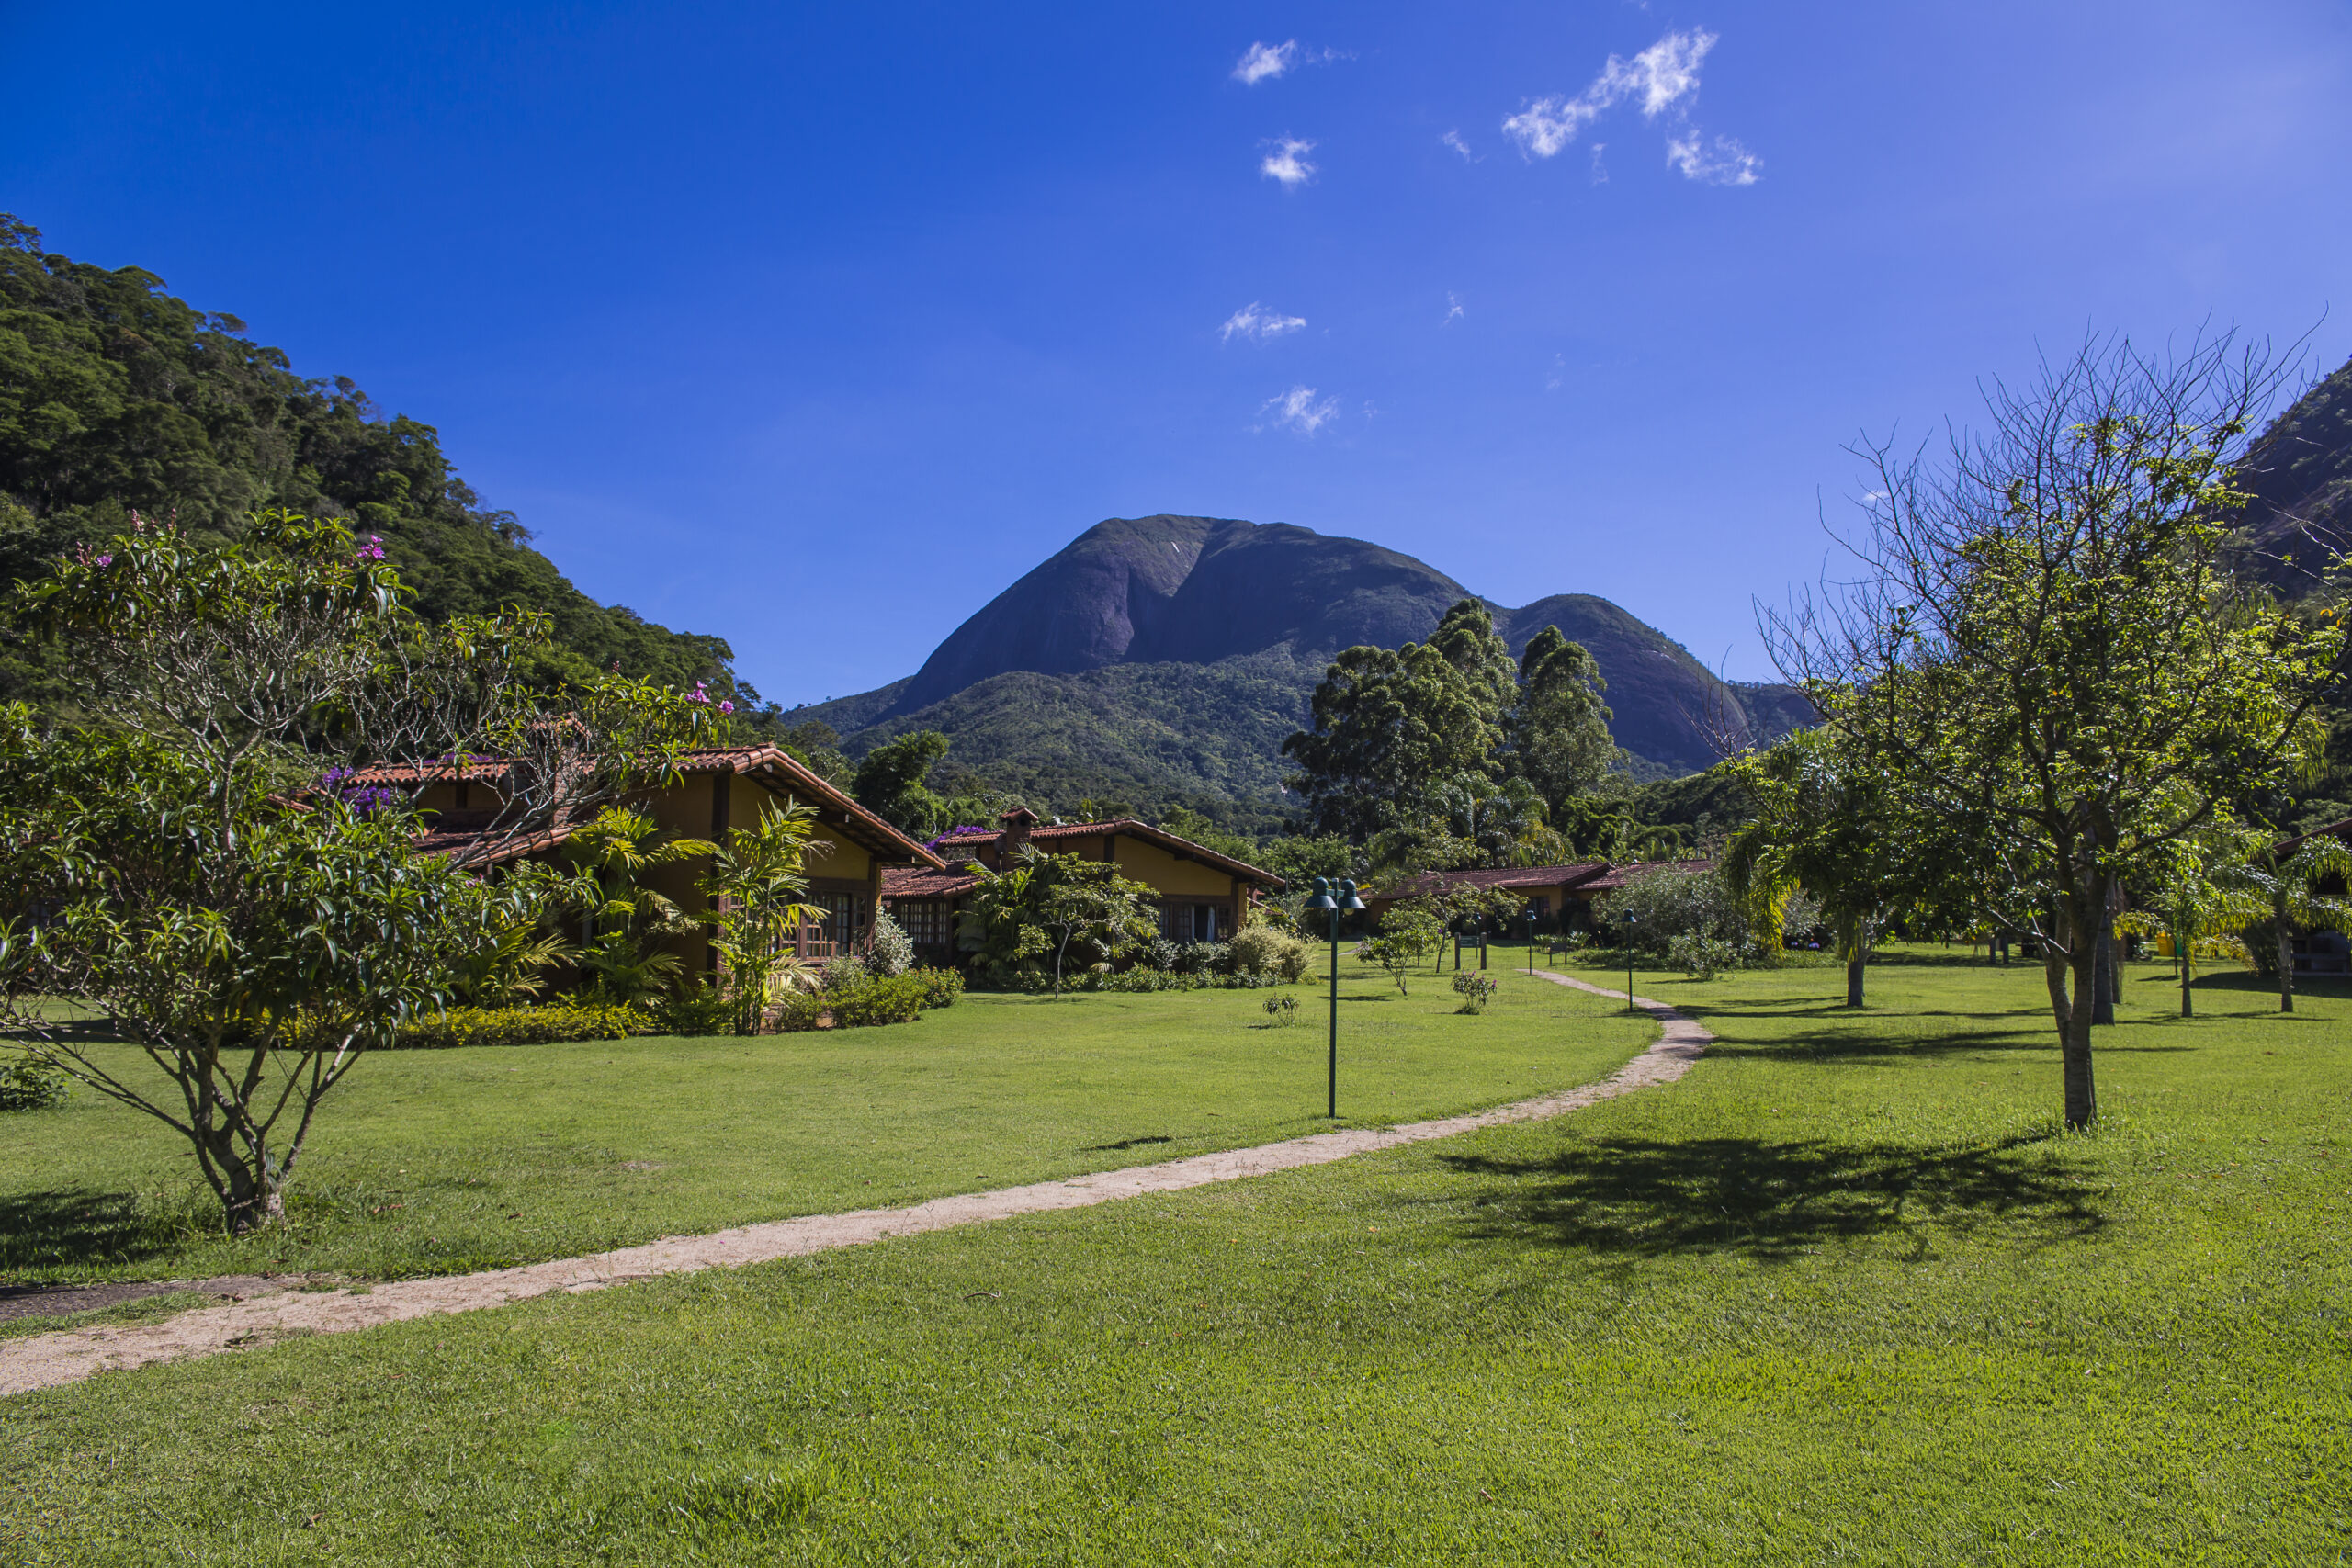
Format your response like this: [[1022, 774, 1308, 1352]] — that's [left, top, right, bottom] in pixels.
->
[[1364, 859, 1719, 932], [880, 807, 1286, 968]]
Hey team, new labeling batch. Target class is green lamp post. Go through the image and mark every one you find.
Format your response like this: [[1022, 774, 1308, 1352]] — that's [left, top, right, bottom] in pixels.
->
[[1526, 907, 1540, 976], [1306, 875, 1366, 1118]]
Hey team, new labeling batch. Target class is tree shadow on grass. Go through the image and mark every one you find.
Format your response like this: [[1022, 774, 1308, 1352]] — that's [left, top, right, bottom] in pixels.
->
[[1436, 1132, 2107, 1261], [0, 1186, 182, 1275]]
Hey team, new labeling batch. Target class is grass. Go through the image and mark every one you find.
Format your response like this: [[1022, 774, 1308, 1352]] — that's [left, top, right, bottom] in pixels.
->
[[3, 952, 2346, 1565], [0, 965, 1646, 1289]]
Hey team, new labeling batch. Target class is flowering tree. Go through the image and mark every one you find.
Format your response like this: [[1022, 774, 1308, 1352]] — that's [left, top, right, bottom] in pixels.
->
[[0, 510, 714, 1231]]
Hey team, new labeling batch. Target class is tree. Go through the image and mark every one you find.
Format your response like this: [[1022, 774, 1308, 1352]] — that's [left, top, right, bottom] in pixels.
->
[[958, 850, 1159, 993], [1283, 602, 1510, 841], [1507, 626, 1618, 815], [854, 729, 951, 835], [699, 801, 828, 1034], [2243, 831, 2352, 1013], [1723, 728, 1974, 1006], [1765, 333, 2348, 1126], [0, 512, 710, 1230]]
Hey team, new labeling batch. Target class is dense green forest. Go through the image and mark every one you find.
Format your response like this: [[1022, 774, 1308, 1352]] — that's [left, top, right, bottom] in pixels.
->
[[0, 215, 747, 712]]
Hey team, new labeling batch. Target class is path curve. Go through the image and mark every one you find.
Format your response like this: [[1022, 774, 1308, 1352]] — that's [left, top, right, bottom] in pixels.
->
[[1, 972, 1707, 1397]]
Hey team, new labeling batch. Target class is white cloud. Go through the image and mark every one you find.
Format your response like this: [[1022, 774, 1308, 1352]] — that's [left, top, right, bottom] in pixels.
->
[[1502, 96, 1604, 159], [1233, 40, 1297, 85], [1221, 302, 1307, 343], [1443, 292, 1464, 325], [1589, 143, 1609, 184], [1503, 27, 1754, 177], [1441, 129, 1475, 161], [1261, 385, 1340, 435], [1600, 28, 1715, 118], [1260, 137, 1317, 187], [1666, 130, 1761, 186]]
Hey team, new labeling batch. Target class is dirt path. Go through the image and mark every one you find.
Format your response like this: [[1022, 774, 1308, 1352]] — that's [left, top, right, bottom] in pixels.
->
[[0, 972, 1707, 1397]]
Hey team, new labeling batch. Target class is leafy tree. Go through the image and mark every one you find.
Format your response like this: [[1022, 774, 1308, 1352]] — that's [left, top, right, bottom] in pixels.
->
[[0, 512, 709, 1230], [1507, 626, 1618, 814], [1723, 728, 1974, 1006], [1766, 333, 2348, 1126], [1159, 805, 1261, 865], [854, 729, 951, 835], [699, 801, 827, 1034], [1283, 601, 1510, 841], [957, 850, 1159, 993]]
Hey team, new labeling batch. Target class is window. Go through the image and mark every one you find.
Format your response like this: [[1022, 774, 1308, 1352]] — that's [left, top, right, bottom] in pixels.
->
[[896, 899, 952, 952]]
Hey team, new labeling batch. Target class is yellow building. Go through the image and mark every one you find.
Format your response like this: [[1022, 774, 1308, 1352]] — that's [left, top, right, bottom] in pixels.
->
[[881, 807, 1285, 967], [356, 744, 943, 974]]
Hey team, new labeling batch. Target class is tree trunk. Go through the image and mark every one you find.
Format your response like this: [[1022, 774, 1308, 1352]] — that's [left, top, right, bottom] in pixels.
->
[[2091, 927, 2115, 1026], [2278, 920, 2295, 1014], [1846, 955, 1866, 1008], [2047, 941, 2098, 1130]]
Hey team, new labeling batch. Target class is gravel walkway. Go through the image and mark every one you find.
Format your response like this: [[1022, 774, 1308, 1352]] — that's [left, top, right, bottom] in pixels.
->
[[0, 972, 1708, 1397]]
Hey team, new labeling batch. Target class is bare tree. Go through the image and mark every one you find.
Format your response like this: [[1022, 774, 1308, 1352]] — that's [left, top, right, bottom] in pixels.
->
[[1762, 332, 2347, 1128]]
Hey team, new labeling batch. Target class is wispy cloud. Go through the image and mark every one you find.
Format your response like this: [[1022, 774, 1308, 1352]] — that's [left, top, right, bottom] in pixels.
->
[[1545, 355, 1566, 392], [1260, 137, 1317, 188], [1443, 292, 1464, 325], [1221, 302, 1307, 343], [1441, 129, 1476, 161], [1233, 40, 1297, 85], [1501, 28, 1758, 184], [1589, 144, 1609, 184], [1666, 130, 1761, 186], [1261, 385, 1340, 436]]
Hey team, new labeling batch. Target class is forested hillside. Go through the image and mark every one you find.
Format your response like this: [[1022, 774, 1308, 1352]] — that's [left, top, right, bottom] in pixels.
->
[[0, 215, 741, 709], [2235, 352, 2352, 595]]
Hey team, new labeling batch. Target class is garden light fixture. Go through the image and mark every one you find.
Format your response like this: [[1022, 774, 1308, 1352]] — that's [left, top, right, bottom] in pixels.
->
[[1623, 911, 1638, 1013], [1306, 876, 1365, 1118]]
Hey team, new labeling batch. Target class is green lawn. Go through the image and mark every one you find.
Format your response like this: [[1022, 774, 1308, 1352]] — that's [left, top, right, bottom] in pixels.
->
[[1, 965, 1647, 1289], [4, 953, 2346, 1565]]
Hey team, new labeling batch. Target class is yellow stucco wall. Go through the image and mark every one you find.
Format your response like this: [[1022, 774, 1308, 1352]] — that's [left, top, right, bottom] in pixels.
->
[[1112, 836, 1238, 899]]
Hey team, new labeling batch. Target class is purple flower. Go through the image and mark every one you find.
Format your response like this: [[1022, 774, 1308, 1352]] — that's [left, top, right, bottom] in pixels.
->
[[718, 700, 735, 715], [93, 555, 112, 568], [687, 684, 711, 704]]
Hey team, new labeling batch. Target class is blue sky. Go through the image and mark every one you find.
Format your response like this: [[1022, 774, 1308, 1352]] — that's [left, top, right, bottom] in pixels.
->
[[6, 2, 2348, 702]]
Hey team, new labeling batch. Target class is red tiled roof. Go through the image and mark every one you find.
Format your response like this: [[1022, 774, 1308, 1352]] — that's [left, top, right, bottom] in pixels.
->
[[1369, 863, 1611, 901], [1579, 859, 1718, 893], [353, 744, 943, 869], [930, 818, 1284, 887], [882, 864, 980, 900]]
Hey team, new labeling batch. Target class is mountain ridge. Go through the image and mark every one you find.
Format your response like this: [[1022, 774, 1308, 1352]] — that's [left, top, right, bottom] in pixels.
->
[[810, 514, 1811, 817]]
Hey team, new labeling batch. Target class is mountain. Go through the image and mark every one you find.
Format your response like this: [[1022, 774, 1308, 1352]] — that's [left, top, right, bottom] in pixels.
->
[[807, 514, 1812, 820], [2235, 352, 2352, 596], [0, 215, 742, 709]]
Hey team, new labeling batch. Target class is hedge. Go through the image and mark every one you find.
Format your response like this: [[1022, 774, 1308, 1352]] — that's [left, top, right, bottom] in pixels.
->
[[393, 1003, 654, 1049]]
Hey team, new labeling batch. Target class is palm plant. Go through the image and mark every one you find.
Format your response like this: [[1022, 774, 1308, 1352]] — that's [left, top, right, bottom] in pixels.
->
[[2242, 835, 2352, 1013], [2120, 826, 2268, 1019], [700, 801, 829, 1034], [560, 806, 716, 1004]]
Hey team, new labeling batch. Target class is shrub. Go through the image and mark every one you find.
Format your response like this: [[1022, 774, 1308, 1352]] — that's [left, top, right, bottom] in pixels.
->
[[830, 974, 930, 1027], [1080, 969, 1283, 993], [907, 966, 965, 1009], [1668, 932, 1747, 981], [1452, 972, 1498, 1014], [1228, 926, 1312, 980], [393, 1003, 652, 1049], [1138, 937, 1182, 973], [0, 1050, 67, 1110], [767, 990, 828, 1032], [1596, 864, 1749, 957], [1171, 941, 1231, 976], [822, 954, 869, 991], [867, 915, 916, 977], [649, 981, 733, 1036], [1262, 994, 1300, 1026]]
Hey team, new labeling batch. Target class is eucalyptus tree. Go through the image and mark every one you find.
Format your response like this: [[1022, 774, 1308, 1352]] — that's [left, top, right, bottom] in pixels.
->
[[1507, 626, 1619, 814], [0, 511, 711, 1231], [1764, 333, 2347, 1127]]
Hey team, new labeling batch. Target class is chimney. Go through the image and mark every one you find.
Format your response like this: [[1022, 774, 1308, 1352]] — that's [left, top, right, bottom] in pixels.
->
[[1000, 806, 1037, 857]]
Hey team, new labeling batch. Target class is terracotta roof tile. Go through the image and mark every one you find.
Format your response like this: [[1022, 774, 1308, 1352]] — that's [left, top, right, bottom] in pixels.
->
[[923, 818, 1283, 887]]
